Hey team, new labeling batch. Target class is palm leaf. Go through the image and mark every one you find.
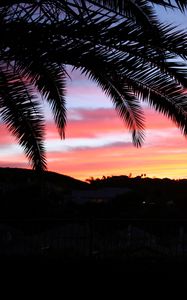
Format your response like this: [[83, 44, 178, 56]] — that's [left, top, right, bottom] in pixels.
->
[[0, 64, 46, 171], [22, 61, 67, 139], [76, 52, 145, 147]]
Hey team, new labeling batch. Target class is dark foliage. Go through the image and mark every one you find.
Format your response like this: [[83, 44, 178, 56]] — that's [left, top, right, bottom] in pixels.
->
[[0, 167, 187, 221], [0, 1, 187, 169]]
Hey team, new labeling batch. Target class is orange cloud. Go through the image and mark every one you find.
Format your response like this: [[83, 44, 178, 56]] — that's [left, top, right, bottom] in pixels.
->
[[0, 106, 187, 181], [46, 128, 187, 181]]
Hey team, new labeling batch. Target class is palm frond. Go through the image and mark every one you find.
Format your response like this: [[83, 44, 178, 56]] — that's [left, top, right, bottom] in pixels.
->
[[75, 47, 187, 138], [149, 0, 187, 11], [89, 0, 158, 27], [77, 55, 145, 147], [22, 61, 67, 139], [0, 0, 187, 170], [125, 72, 187, 135], [2, 19, 68, 140], [0, 64, 46, 171]]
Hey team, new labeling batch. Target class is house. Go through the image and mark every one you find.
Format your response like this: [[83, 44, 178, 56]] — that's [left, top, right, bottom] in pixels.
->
[[65, 187, 132, 205]]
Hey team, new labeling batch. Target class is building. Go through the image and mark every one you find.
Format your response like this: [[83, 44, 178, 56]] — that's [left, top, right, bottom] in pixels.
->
[[65, 187, 132, 205]]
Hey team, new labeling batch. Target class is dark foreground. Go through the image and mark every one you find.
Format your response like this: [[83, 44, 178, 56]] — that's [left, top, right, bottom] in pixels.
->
[[1, 256, 186, 298], [2, 256, 187, 284]]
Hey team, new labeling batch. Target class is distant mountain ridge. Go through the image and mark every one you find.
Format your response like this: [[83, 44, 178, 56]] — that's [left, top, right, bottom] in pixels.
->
[[0, 167, 89, 190], [0, 167, 90, 219]]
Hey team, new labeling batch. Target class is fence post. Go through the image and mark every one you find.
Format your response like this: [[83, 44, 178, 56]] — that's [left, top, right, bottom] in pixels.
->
[[89, 217, 93, 259], [179, 226, 184, 256], [127, 224, 132, 247]]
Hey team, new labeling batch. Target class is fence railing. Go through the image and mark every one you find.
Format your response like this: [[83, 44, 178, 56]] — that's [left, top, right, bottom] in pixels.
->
[[0, 218, 187, 259]]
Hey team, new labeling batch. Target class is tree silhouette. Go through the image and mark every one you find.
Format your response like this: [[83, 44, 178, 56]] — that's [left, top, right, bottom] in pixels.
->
[[0, 1, 187, 170]]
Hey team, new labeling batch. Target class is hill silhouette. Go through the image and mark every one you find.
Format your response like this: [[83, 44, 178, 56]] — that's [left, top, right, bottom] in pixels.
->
[[1, 168, 187, 221], [84, 175, 187, 219], [0, 167, 88, 220], [1, 168, 187, 270], [0, 167, 88, 190]]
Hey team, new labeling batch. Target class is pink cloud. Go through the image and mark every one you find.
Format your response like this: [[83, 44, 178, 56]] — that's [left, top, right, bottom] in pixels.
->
[[45, 127, 187, 181], [145, 108, 176, 129], [46, 108, 126, 139], [0, 106, 187, 181], [46, 107, 177, 140], [44, 106, 187, 181], [0, 125, 17, 145]]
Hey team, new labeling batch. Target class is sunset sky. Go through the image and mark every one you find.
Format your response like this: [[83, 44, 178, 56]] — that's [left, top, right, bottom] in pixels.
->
[[0, 5, 187, 181]]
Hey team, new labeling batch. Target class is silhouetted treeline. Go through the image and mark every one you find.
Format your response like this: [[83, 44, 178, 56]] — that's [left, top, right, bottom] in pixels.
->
[[84, 175, 187, 219], [1, 169, 187, 227]]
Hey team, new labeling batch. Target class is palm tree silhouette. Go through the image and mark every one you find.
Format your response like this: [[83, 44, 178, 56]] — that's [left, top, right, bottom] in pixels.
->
[[0, 0, 187, 171]]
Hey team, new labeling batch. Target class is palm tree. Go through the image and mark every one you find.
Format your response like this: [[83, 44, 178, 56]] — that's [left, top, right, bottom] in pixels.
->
[[1, 0, 187, 171]]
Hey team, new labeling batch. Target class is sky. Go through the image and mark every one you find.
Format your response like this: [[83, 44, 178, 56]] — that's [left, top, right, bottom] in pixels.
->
[[1, 4, 187, 181]]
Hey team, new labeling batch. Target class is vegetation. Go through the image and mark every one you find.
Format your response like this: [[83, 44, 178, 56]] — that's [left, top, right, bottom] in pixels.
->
[[0, 167, 187, 222], [0, 167, 88, 219], [0, 1, 187, 169], [0, 167, 187, 262]]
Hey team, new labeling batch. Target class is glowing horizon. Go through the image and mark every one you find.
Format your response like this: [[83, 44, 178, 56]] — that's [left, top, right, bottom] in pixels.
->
[[0, 4, 187, 182], [1, 70, 187, 182]]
